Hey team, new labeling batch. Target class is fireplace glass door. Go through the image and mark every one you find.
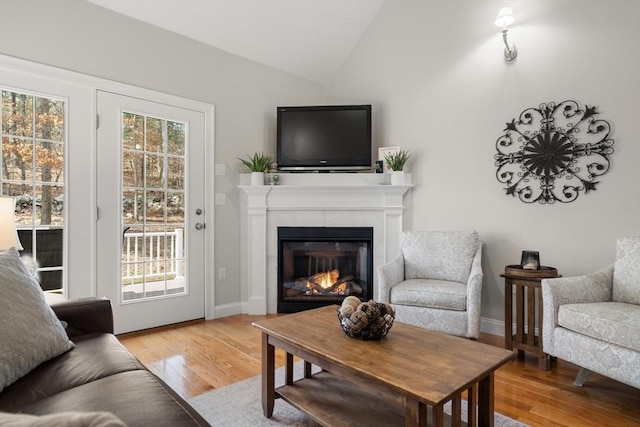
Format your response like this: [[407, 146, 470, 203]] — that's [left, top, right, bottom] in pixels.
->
[[278, 227, 373, 312]]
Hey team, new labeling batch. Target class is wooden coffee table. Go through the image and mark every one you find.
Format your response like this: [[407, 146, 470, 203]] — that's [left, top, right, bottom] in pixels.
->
[[253, 306, 513, 427]]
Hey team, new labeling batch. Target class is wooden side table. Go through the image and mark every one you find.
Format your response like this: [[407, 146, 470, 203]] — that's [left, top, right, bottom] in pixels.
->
[[502, 265, 559, 370]]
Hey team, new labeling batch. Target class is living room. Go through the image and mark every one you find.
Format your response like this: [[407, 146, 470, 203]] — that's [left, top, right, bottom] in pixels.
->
[[1, 0, 638, 426]]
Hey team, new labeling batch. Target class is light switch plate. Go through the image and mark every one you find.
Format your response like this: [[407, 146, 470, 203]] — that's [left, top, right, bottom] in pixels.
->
[[215, 193, 226, 205], [214, 163, 226, 175]]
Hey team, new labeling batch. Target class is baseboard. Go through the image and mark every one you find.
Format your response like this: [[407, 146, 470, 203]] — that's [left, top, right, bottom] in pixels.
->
[[480, 317, 505, 337], [212, 302, 243, 319], [481, 318, 539, 338]]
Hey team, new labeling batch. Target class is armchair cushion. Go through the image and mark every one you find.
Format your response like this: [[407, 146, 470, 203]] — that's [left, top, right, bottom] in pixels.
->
[[390, 279, 467, 311], [613, 236, 640, 304], [402, 231, 478, 283], [558, 302, 640, 352]]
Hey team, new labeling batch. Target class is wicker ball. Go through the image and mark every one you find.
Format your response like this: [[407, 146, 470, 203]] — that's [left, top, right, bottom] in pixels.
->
[[337, 299, 394, 341], [342, 296, 361, 310]]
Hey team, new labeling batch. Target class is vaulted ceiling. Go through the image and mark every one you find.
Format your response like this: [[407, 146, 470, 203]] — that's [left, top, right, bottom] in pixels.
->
[[88, 0, 385, 85]]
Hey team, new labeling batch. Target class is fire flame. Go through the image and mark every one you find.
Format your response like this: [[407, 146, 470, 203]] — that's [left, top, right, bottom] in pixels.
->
[[318, 272, 333, 289], [306, 269, 340, 291]]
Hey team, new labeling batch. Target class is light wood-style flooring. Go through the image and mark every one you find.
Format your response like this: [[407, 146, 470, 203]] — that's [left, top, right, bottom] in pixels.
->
[[119, 315, 640, 427]]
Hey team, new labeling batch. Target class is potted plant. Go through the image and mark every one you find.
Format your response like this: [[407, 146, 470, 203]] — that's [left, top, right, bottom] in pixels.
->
[[384, 149, 412, 185], [238, 152, 274, 185]]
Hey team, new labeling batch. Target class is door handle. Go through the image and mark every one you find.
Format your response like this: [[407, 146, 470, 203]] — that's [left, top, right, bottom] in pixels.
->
[[195, 222, 205, 230]]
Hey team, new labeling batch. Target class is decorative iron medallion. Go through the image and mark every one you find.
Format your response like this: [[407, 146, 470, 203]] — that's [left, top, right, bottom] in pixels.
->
[[494, 100, 614, 204]]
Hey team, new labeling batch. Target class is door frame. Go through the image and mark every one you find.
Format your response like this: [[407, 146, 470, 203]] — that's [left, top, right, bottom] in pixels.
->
[[0, 54, 216, 319]]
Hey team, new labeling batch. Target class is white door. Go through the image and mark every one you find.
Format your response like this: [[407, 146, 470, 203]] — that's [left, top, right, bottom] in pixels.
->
[[96, 91, 206, 334]]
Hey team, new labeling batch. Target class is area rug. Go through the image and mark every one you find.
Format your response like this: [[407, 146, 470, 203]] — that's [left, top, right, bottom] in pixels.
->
[[188, 363, 528, 426]]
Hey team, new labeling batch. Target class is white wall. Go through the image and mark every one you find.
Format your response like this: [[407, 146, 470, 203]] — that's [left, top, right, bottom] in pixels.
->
[[0, 0, 326, 309], [327, 0, 640, 323]]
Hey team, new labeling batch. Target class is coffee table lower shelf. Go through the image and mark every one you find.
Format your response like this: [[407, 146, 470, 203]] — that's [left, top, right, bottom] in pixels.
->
[[276, 370, 467, 427]]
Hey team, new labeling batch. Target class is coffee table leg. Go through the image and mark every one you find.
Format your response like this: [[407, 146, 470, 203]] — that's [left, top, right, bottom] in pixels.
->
[[261, 332, 275, 418], [405, 398, 427, 427], [478, 372, 495, 427], [451, 394, 462, 427], [467, 384, 477, 427], [432, 404, 444, 427]]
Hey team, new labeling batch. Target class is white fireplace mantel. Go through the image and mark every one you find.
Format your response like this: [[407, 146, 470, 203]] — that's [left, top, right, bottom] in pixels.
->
[[239, 175, 411, 315]]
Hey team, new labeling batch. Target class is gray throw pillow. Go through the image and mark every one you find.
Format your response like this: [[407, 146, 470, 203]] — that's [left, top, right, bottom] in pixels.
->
[[0, 248, 74, 392]]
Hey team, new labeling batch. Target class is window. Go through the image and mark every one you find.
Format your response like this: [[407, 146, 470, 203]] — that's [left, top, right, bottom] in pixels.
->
[[1, 89, 66, 293], [121, 111, 187, 300]]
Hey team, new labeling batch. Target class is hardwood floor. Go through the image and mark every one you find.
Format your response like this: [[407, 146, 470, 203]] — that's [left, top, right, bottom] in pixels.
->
[[118, 315, 640, 427]]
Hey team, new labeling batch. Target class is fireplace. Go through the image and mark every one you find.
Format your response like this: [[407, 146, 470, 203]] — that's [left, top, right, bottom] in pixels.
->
[[277, 227, 373, 313]]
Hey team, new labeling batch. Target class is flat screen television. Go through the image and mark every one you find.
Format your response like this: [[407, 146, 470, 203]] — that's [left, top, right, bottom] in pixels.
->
[[276, 105, 372, 172]]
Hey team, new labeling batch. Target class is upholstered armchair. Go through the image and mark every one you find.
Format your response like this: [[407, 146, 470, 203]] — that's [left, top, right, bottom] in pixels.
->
[[377, 230, 483, 339], [541, 237, 640, 389]]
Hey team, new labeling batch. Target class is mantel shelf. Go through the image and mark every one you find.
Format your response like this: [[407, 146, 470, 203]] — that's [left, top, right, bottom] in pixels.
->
[[238, 172, 412, 188], [238, 184, 411, 190], [238, 185, 411, 211]]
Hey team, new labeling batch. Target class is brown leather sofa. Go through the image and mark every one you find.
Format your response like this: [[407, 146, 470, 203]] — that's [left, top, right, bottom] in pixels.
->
[[0, 297, 210, 426]]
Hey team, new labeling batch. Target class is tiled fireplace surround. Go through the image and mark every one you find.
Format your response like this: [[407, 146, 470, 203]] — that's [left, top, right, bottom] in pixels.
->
[[239, 174, 411, 314]]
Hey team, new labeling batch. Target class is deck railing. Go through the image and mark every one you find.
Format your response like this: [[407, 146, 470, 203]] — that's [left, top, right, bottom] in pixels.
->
[[122, 229, 184, 281]]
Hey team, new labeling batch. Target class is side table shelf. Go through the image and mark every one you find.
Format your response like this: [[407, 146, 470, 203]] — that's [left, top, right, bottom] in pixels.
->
[[502, 265, 560, 370]]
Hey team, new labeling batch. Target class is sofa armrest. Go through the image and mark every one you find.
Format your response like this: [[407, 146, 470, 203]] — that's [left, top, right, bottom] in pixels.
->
[[377, 253, 405, 303], [50, 297, 114, 337], [466, 242, 484, 338], [541, 264, 614, 355]]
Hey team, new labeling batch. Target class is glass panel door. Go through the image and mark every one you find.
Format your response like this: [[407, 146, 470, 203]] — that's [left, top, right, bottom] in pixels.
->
[[96, 91, 205, 334]]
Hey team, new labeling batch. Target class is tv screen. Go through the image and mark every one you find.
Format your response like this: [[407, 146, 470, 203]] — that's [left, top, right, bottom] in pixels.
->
[[276, 105, 372, 171]]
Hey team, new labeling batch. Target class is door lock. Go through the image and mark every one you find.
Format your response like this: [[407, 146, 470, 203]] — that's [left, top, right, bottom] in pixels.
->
[[195, 222, 205, 230], [195, 208, 203, 215]]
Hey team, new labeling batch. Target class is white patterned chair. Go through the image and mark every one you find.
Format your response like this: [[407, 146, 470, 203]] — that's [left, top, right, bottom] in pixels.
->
[[541, 236, 640, 389], [377, 230, 483, 339]]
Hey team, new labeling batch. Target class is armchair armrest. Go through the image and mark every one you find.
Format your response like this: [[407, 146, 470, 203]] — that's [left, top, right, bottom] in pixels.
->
[[465, 243, 484, 338], [541, 264, 614, 355], [377, 253, 405, 303], [50, 297, 114, 337]]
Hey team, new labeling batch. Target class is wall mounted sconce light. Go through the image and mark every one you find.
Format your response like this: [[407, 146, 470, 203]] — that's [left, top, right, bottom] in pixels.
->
[[495, 7, 517, 61]]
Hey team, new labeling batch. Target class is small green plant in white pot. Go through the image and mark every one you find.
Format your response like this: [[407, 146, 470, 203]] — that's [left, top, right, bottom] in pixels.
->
[[238, 152, 273, 185], [384, 149, 412, 185]]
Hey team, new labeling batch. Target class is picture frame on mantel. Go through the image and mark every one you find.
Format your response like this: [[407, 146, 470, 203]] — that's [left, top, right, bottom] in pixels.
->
[[378, 147, 400, 173]]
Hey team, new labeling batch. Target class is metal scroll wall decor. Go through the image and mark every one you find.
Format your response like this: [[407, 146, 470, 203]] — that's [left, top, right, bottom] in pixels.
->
[[494, 100, 615, 204]]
